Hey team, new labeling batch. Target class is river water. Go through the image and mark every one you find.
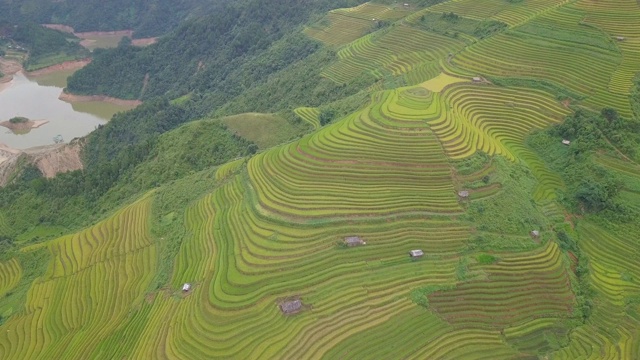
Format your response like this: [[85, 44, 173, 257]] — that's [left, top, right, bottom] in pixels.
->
[[0, 71, 134, 149]]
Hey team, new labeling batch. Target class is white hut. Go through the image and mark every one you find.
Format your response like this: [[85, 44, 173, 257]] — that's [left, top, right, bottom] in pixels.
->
[[409, 249, 424, 258], [562, 139, 571, 146], [182, 283, 191, 292]]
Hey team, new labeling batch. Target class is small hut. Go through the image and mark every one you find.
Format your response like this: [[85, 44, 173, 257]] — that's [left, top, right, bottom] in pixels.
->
[[616, 36, 625, 41], [562, 139, 571, 146], [530, 230, 540, 238], [458, 190, 470, 199], [182, 283, 191, 292], [472, 77, 482, 83], [409, 249, 424, 258], [344, 236, 366, 247], [279, 300, 302, 314]]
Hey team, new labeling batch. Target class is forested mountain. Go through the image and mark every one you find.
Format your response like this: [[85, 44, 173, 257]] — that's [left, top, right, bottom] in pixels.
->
[[67, 0, 366, 102], [0, 22, 88, 70], [0, 0, 211, 37]]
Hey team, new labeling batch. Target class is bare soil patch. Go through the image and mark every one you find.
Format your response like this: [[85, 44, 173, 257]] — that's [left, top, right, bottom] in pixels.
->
[[59, 91, 142, 107], [0, 58, 23, 84], [27, 58, 91, 77], [42, 24, 75, 34], [132, 37, 158, 47], [24, 141, 84, 178]]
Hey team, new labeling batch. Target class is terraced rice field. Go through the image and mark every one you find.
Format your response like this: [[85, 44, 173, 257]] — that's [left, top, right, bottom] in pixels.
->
[[450, 3, 638, 117], [304, 2, 411, 47], [322, 25, 466, 83], [0, 0, 638, 358], [0, 196, 156, 359], [293, 106, 320, 129]]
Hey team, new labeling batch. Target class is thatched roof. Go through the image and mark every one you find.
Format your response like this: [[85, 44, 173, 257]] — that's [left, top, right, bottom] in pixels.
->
[[280, 300, 302, 314], [344, 236, 365, 246]]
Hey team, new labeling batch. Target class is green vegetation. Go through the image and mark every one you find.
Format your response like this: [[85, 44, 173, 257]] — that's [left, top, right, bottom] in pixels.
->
[[0, 0, 210, 37], [0, 0, 638, 358], [8, 117, 27, 124], [412, 11, 507, 41], [0, 22, 88, 70]]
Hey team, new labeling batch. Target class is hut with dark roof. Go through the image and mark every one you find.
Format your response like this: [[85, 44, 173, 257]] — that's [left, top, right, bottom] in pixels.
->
[[344, 236, 366, 247], [279, 300, 302, 314]]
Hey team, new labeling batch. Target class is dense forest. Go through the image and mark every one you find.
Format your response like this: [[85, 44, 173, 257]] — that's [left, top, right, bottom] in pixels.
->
[[0, 22, 88, 69], [0, 0, 209, 37], [67, 0, 366, 101]]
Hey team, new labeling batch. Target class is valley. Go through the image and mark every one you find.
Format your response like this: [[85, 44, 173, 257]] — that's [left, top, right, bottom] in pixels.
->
[[0, 0, 638, 358]]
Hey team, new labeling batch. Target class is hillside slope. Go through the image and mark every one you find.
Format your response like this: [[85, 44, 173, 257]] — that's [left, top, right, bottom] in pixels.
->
[[0, 0, 638, 358], [0, 0, 211, 37]]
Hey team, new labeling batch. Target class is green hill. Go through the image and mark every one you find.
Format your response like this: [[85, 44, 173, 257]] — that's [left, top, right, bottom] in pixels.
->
[[0, 0, 639, 358], [0, 0, 212, 37]]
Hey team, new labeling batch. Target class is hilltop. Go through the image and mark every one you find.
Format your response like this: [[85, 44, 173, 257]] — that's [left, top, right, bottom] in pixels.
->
[[0, 0, 638, 358]]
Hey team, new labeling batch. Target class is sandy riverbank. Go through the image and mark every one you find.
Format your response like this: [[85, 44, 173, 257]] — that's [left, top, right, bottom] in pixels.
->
[[0, 119, 49, 134], [59, 91, 142, 107], [0, 58, 22, 84], [28, 59, 91, 77]]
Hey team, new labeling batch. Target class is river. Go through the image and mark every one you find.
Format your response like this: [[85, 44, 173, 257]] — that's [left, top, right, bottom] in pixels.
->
[[0, 71, 135, 149]]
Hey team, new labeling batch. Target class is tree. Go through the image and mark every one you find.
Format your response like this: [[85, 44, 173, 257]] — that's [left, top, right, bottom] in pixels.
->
[[319, 109, 335, 126]]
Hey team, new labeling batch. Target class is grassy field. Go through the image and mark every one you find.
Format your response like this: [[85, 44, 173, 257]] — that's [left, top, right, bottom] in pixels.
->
[[0, 0, 639, 358]]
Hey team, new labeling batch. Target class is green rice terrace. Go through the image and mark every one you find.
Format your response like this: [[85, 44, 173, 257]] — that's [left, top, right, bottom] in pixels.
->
[[0, 0, 639, 358]]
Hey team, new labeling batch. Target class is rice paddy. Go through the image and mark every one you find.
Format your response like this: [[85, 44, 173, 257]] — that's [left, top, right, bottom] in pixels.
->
[[0, 0, 639, 358]]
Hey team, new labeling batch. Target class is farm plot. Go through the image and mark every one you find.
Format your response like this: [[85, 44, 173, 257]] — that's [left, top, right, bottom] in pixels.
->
[[429, 0, 570, 27], [429, 82, 568, 199], [573, 0, 640, 96], [428, 242, 574, 330], [450, 4, 635, 116], [119, 175, 473, 358], [550, 222, 640, 359], [322, 25, 466, 84], [248, 87, 462, 220], [294, 107, 320, 129], [0, 196, 157, 359], [0, 259, 20, 298], [305, 2, 411, 47]]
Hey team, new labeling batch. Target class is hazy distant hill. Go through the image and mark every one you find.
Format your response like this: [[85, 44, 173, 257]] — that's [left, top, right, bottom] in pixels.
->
[[0, 0, 214, 37]]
